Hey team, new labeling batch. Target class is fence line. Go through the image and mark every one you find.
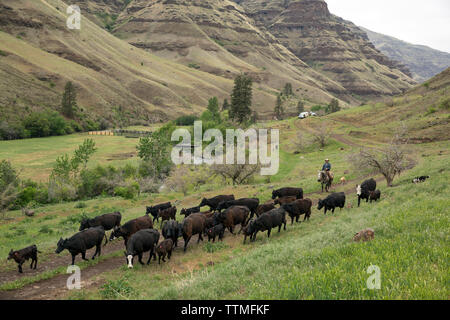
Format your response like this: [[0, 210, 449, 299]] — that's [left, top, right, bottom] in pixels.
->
[[87, 130, 152, 137]]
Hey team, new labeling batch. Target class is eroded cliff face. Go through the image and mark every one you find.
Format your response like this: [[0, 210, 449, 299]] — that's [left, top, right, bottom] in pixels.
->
[[234, 0, 416, 96], [113, 0, 348, 100]]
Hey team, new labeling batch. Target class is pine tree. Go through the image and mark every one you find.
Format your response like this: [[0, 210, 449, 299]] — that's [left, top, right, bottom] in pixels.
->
[[207, 97, 220, 122], [283, 83, 293, 96], [61, 81, 77, 119], [222, 99, 229, 111], [329, 98, 340, 113], [230, 74, 253, 123], [274, 94, 284, 120], [297, 100, 305, 114]]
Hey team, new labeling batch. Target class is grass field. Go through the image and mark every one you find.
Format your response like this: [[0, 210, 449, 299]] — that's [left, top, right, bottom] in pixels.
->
[[0, 95, 448, 299]]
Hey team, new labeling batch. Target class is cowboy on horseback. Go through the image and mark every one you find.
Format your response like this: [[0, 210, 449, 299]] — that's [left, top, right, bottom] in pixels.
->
[[322, 159, 332, 180]]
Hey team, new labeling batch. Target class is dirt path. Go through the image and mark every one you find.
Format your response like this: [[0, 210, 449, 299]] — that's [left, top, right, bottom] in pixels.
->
[[0, 238, 126, 286]]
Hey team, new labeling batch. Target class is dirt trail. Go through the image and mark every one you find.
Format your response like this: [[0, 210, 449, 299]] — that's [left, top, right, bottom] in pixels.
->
[[0, 239, 125, 286], [0, 173, 386, 300]]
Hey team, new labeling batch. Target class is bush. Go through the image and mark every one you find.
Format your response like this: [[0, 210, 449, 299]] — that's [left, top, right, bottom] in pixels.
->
[[438, 98, 449, 110], [75, 202, 87, 209], [175, 115, 198, 126], [22, 110, 70, 138], [114, 183, 139, 199], [100, 275, 136, 299]]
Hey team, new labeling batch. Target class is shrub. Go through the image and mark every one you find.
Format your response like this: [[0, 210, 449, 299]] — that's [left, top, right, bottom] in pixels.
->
[[438, 98, 449, 110], [114, 184, 139, 199], [39, 225, 54, 234], [176, 115, 198, 126], [100, 275, 136, 299], [75, 202, 87, 209], [22, 110, 70, 138]]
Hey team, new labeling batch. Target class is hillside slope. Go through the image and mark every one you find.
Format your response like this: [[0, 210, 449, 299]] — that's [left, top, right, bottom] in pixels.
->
[[234, 0, 416, 97], [328, 67, 450, 144], [0, 0, 303, 124], [362, 27, 450, 83]]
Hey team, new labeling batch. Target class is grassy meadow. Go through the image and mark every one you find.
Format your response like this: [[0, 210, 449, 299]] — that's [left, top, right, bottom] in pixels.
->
[[0, 102, 448, 299]]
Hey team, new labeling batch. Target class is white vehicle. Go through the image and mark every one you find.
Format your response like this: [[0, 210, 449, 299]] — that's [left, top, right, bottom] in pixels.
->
[[298, 112, 309, 119]]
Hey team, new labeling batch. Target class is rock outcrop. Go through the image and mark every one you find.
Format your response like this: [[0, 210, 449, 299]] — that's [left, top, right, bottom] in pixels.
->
[[234, 0, 416, 96]]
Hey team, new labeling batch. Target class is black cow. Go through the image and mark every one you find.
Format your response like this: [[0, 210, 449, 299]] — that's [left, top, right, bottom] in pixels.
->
[[56, 226, 107, 265], [199, 195, 235, 211], [317, 192, 346, 215], [162, 220, 181, 247], [282, 198, 313, 224], [125, 229, 160, 268], [156, 239, 174, 264], [243, 208, 287, 243], [180, 206, 200, 217], [216, 198, 259, 218], [7, 245, 40, 273], [181, 213, 207, 252], [272, 187, 303, 200], [206, 224, 225, 242], [110, 215, 153, 246], [79, 212, 121, 231], [146, 202, 172, 223], [356, 178, 377, 207], [369, 190, 381, 203], [412, 176, 430, 184]]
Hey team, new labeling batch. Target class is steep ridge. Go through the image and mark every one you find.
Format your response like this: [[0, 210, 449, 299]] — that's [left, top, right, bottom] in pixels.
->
[[234, 0, 416, 97], [0, 0, 286, 124], [110, 0, 351, 105], [362, 27, 450, 83]]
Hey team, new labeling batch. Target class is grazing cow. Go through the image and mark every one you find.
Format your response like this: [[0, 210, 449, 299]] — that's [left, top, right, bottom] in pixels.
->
[[156, 239, 174, 264], [353, 228, 375, 242], [369, 190, 381, 203], [162, 220, 181, 247], [274, 196, 297, 206], [180, 206, 200, 217], [202, 212, 215, 235], [216, 198, 259, 219], [182, 213, 207, 252], [110, 215, 153, 246], [56, 226, 107, 265], [7, 245, 40, 273], [243, 208, 287, 243], [158, 206, 177, 223], [317, 192, 346, 215], [79, 212, 122, 231], [199, 195, 235, 211], [255, 203, 275, 217], [125, 229, 160, 268], [356, 178, 377, 207], [206, 224, 225, 242], [146, 202, 172, 223], [214, 206, 250, 234], [412, 176, 430, 184], [282, 198, 313, 224], [272, 187, 303, 200], [340, 177, 347, 185]]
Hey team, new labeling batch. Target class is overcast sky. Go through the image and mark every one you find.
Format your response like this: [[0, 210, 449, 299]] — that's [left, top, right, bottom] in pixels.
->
[[326, 0, 450, 53]]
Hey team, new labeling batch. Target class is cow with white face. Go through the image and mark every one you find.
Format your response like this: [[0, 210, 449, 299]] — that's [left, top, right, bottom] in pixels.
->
[[124, 229, 160, 268], [356, 178, 377, 207]]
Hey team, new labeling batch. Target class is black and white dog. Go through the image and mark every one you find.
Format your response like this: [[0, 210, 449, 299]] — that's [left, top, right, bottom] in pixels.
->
[[412, 176, 430, 184]]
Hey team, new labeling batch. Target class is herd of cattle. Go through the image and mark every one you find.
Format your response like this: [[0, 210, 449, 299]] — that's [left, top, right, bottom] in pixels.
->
[[7, 178, 384, 272]]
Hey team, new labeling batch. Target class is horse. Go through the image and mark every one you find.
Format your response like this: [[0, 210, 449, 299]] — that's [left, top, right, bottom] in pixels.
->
[[318, 170, 333, 192]]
